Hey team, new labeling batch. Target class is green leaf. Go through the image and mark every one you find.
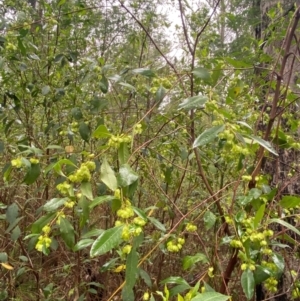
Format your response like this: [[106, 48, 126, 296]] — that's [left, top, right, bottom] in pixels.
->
[[193, 125, 224, 148], [81, 229, 104, 239], [182, 253, 208, 270], [92, 124, 111, 139], [79, 122, 90, 142], [71, 107, 83, 120], [90, 226, 123, 257], [243, 134, 278, 156], [241, 269, 254, 300], [52, 159, 77, 177], [119, 164, 139, 187], [59, 217, 75, 249], [178, 95, 208, 110], [31, 212, 56, 233], [118, 143, 129, 165], [132, 68, 156, 77], [23, 163, 40, 184], [156, 86, 166, 102], [139, 268, 152, 287], [253, 203, 265, 229], [28, 53, 40, 60], [203, 211, 216, 230], [269, 218, 300, 236], [192, 67, 210, 80], [42, 85, 51, 95], [279, 195, 300, 209], [89, 195, 115, 209], [11, 226, 21, 241], [81, 182, 93, 200], [100, 75, 109, 93], [44, 198, 67, 212], [121, 286, 134, 301], [73, 239, 94, 251], [119, 82, 136, 91], [272, 253, 284, 273], [253, 265, 272, 284], [191, 292, 230, 301], [124, 248, 138, 289], [225, 57, 252, 68], [148, 216, 166, 232], [100, 158, 118, 191], [0, 252, 8, 262], [6, 203, 18, 224]]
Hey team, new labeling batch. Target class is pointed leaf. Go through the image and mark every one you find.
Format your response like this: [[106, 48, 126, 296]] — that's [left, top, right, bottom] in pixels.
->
[[269, 218, 300, 236], [100, 158, 118, 191], [191, 292, 230, 301], [182, 253, 208, 270], [100, 76, 109, 93], [89, 195, 115, 209], [23, 163, 40, 184], [178, 95, 208, 110], [6, 203, 19, 224], [241, 269, 254, 300], [81, 182, 93, 200], [73, 239, 94, 251], [279, 196, 300, 209], [44, 198, 67, 212], [125, 248, 138, 288], [92, 124, 111, 139], [132, 68, 156, 77], [193, 125, 224, 148], [244, 134, 278, 156], [118, 143, 129, 165], [90, 226, 123, 257], [148, 216, 166, 232], [204, 211, 216, 230], [79, 122, 90, 142], [156, 86, 166, 102], [254, 204, 265, 229]]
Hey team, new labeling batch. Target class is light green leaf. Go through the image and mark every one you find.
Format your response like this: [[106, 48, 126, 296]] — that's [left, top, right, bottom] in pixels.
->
[[193, 125, 225, 148], [100, 158, 118, 191], [279, 196, 300, 209], [90, 226, 123, 257], [182, 253, 208, 270], [92, 124, 111, 139], [44, 198, 67, 212], [241, 269, 254, 300], [191, 292, 230, 301], [119, 164, 139, 187], [119, 82, 136, 91], [204, 211, 216, 230], [243, 134, 278, 156], [272, 253, 284, 273], [118, 143, 129, 165], [28, 53, 40, 60], [156, 86, 166, 102], [81, 229, 104, 239], [6, 203, 18, 224], [178, 95, 208, 110], [192, 67, 210, 80], [73, 239, 94, 251], [81, 182, 93, 200], [269, 218, 300, 236], [125, 248, 138, 289]]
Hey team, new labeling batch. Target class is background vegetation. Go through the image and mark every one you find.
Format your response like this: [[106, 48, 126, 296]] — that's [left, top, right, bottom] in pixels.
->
[[1, 0, 300, 300]]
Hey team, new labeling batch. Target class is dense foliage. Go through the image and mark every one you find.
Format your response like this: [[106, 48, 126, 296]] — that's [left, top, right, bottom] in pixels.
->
[[1, 0, 300, 300]]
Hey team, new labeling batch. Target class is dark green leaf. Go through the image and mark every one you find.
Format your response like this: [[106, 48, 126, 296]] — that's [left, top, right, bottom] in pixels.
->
[[100, 76, 109, 93], [23, 163, 41, 184], [160, 277, 189, 286], [148, 216, 166, 232], [6, 203, 19, 224], [90, 226, 123, 257], [193, 125, 224, 148], [31, 212, 56, 233], [253, 204, 265, 229], [71, 107, 83, 120], [79, 122, 90, 142], [272, 253, 284, 273], [139, 268, 152, 287]]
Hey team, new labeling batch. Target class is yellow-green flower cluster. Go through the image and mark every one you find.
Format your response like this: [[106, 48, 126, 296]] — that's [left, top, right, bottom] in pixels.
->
[[56, 182, 71, 195], [68, 161, 95, 183], [167, 237, 185, 253], [35, 225, 52, 252], [185, 223, 197, 232], [108, 134, 132, 148], [264, 277, 278, 293], [133, 123, 143, 134], [30, 158, 39, 164], [11, 157, 23, 168]]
